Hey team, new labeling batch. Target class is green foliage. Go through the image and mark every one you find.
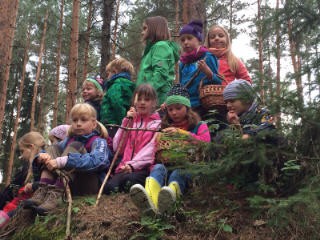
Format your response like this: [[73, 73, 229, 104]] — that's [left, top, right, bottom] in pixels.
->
[[128, 216, 174, 240]]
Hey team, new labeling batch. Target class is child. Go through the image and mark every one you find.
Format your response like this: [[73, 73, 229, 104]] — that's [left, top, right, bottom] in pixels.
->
[[222, 79, 274, 138], [48, 124, 70, 144], [205, 25, 251, 84], [0, 132, 45, 227], [130, 84, 211, 215], [136, 16, 179, 105], [103, 84, 161, 194], [82, 76, 104, 120], [100, 57, 136, 138], [178, 20, 222, 115], [24, 103, 111, 215]]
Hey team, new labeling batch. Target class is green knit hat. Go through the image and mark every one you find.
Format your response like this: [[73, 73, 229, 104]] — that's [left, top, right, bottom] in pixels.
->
[[86, 77, 103, 92], [165, 84, 191, 107]]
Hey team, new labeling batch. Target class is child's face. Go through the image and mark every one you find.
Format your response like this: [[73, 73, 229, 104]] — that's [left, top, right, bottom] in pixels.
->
[[225, 99, 250, 116], [135, 94, 155, 117], [71, 114, 97, 136], [180, 34, 200, 53], [106, 67, 118, 80], [208, 27, 227, 49], [82, 82, 99, 101], [141, 22, 148, 42], [166, 104, 188, 123], [19, 145, 33, 161]]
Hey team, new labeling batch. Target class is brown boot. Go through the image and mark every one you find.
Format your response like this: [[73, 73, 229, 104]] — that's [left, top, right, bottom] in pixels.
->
[[35, 186, 64, 216], [23, 183, 48, 208]]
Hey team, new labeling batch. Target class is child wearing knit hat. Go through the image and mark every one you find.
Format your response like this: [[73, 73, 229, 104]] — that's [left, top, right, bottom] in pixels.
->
[[178, 20, 222, 115], [223, 79, 275, 138], [130, 84, 211, 215], [48, 124, 70, 144], [82, 76, 104, 120]]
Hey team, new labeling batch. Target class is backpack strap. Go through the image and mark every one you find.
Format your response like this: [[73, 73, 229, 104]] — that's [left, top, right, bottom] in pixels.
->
[[84, 135, 100, 152], [190, 121, 203, 134]]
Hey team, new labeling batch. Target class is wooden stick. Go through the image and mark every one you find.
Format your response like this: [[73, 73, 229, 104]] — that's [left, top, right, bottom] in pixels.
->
[[104, 123, 161, 133], [95, 118, 132, 207]]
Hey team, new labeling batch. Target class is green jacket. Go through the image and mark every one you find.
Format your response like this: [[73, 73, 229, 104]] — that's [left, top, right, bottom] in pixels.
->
[[100, 73, 136, 125], [136, 40, 180, 105]]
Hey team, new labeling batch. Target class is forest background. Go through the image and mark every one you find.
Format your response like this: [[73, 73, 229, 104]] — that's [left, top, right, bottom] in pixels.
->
[[0, 0, 319, 239]]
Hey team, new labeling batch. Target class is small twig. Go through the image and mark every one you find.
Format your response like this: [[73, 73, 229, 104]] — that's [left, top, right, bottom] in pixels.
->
[[105, 124, 162, 133]]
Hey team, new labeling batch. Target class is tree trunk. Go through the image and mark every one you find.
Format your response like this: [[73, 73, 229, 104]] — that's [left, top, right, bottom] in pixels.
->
[[287, 19, 304, 107], [4, 27, 30, 186], [275, 0, 281, 128], [257, 0, 265, 104], [65, 0, 80, 121], [182, 0, 205, 25], [30, 10, 49, 131], [53, 0, 65, 128], [111, 0, 120, 60], [182, 0, 190, 24], [100, 0, 115, 80], [174, 0, 180, 40], [0, 0, 19, 149], [82, 0, 93, 83]]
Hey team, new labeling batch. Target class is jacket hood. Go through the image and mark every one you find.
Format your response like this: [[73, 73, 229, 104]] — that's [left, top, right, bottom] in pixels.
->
[[168, 41, 180, 62]]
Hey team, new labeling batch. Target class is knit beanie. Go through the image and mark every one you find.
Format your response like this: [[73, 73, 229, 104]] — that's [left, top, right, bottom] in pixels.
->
[[49, 125, 70, 141], [165, 84, 191, 107], [179, 20, 203, 42], [86, 76, 103, 92], [223, 79, 256, 103]]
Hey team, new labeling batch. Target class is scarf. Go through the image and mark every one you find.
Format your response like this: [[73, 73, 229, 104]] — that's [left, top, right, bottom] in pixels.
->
[[171, 119, 189, 131], [180, 46, 208, 64], [104, 72, 131, 90], [208, 47, 228, 58]]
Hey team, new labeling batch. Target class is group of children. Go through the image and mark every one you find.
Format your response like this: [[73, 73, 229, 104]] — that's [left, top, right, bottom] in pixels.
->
[[0, 16, 276, 227]]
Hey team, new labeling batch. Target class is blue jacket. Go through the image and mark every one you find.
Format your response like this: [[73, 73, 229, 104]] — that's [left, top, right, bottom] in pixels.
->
[[179, 51, 221, 108], [57, 131, 111, 173]]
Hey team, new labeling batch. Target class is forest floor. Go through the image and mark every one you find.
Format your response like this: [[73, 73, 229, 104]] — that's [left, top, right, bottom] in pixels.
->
[[0, 182, 295, 240]]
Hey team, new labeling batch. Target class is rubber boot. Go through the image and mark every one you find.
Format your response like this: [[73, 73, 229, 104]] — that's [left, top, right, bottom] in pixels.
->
[[158, 181, 181, 215], [130, 177, 161, 215]]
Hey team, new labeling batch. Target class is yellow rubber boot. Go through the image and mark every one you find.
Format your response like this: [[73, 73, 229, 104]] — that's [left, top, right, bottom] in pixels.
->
[[168, 181, 181, 197], [145, 177, 161, 209]]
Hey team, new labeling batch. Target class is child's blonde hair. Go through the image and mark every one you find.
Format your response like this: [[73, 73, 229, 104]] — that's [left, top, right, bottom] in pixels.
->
[[106, 57, 135, 77], [82, 79, 104, 102], [18, 131, 46, 152], [205, 25, 239, 73], [69, 103, 108, 139]]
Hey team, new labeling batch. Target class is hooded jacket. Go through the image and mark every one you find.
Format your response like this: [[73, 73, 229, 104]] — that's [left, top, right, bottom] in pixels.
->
[[136, 41, 180, 105], [113, 112, 161, 173]]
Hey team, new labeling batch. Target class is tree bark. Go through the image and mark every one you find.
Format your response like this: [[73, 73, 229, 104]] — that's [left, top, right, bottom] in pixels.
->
[[53, 0, 65, 128], [30, 10, 49, 131], [4, 27, 30, 186], [0, 0, 19, 148], [100, 0, 115, 80], [257, 0, 265, 104], [275, 0, 281, 128], [65, 0, 80, 121], [111, 0, 120, 60], [82, 0, 93, 83]]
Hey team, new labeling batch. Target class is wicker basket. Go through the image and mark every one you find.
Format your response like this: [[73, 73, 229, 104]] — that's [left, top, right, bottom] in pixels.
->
[[199, 78, 226, 110]]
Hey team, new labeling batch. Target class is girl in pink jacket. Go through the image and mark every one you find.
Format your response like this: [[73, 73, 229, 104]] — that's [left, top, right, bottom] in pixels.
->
[[104, 84, 161, 194], [205, 25, 251, 85], [130, 84, 210, 215]]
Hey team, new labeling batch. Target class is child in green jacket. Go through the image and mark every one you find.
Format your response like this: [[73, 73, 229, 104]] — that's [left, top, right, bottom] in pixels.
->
[[100, 57, 136, 137], [136, 16, 180, 105]]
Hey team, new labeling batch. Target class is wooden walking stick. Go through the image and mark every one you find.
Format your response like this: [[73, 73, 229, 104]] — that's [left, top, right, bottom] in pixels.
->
[[95, 94, 138, 206]]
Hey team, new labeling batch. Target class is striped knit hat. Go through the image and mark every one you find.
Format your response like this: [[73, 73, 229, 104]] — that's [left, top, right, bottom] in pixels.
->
[[165, 84, 191, 107], [223, 79, 256, 103]]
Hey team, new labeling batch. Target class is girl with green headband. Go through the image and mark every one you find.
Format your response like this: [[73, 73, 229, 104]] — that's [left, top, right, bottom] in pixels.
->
[[130, 84, 211, 215], [82, 76, 104, 121]]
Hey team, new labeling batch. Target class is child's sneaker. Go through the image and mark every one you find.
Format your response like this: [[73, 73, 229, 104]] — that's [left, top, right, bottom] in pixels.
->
[[158, 181, 181, 215], [0, 211, 9, 228], [34, 186, 64, 216], [23, 183, 48, 208], [130, 184, 157, 215]]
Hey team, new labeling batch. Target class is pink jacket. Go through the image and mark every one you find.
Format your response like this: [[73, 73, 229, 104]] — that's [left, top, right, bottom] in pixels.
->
[[189, 122, 211, 142], [113, 112, 161, 173], [218, 56, 251, 85]]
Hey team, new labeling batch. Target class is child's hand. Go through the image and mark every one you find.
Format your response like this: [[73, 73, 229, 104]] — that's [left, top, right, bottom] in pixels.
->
[[126, 107, 136, 119], [37, 153, 52, 164], [242, 134, 250, 140], [198, 60, 213, 79], [119, 164, 132, 173], [24, 183, 33, 193], [162, 127, 178, 134], [46, 159, 58, 171], [160, 103, 166, 111], [227, 111, 240, 125]]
